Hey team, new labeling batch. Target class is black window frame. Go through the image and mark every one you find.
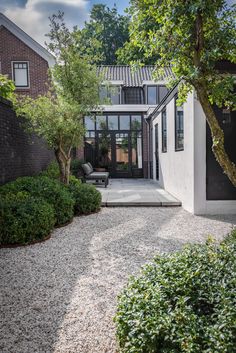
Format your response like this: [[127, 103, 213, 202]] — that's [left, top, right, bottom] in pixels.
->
[[12, 61, 29, 88], [175, 96, 184, 151], [161, 108, 167, 153]]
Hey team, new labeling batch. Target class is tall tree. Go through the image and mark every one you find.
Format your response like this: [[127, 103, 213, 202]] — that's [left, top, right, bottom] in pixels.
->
[[126, 0, 236, 186], [75, 4, 130, 65], [14, 13, 101, 185]]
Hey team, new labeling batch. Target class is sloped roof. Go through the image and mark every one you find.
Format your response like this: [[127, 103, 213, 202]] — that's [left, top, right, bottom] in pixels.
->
[[97, 65, 173, 87], [0, 13, 55, 67]]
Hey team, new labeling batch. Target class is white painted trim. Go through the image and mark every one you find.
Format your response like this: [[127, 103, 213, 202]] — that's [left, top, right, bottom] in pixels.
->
[[0, 13, 55, 67], [102, 80, 124, 85], [11, 60, 30, 89], [143, 80, 167, 85], [97, 104, 156, 112]]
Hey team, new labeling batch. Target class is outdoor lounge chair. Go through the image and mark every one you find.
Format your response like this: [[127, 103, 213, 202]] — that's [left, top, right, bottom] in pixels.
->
[[81, 162, 109, 188]]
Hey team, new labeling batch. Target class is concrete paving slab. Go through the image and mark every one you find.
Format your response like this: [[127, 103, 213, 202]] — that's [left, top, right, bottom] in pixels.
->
[[97, 179, 181, 207]]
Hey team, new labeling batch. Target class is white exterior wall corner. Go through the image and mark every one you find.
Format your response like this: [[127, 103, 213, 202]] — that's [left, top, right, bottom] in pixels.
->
[[152, 92, 195, 213], [193, 94, 236, 215]]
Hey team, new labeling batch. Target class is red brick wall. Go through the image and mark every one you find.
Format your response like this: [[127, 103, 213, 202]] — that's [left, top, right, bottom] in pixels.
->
[[0, 26, 49, 98]]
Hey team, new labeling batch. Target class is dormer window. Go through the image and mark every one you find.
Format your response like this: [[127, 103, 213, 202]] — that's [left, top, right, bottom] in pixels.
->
[[147, 85, 168, 105], [99, 85, 120, 104], [12, 61, 29, 88]]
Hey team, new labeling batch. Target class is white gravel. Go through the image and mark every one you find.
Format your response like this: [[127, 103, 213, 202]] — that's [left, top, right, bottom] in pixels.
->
[[0, 207, 236, 353]]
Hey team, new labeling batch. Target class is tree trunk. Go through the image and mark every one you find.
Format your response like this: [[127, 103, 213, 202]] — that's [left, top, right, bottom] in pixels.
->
[[55, 147, 71, 185], [194, 82, 236, 187]]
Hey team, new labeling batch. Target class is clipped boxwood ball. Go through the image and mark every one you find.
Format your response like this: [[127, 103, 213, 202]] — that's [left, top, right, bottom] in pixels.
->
[[0, 193, 55, 245], [0, 176, 75, 226], [68, 182, 101, 215], [115, 231, 236, 353]]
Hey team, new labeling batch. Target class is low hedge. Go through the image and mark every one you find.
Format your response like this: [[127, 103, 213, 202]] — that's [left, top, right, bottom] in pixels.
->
[[68, 182, 101, 215], [115, 231, 236, 353], [0, 176, 75, 226], [0, 192, 55, 245]]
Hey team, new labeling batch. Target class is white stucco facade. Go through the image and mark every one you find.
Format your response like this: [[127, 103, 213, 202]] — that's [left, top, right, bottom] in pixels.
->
[[151, 91, 236, 215]]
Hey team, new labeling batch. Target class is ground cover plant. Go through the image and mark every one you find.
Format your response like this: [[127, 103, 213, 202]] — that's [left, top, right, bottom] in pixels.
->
[[0, 192, 55, 245], [115, 230, 236, 353]]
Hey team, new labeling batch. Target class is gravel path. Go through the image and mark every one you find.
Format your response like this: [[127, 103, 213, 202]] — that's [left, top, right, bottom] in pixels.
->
[[0, 207, 236, 353]]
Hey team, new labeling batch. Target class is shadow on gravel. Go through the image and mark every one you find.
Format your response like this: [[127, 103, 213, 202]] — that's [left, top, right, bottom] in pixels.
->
[[0, 207, 235, 353]]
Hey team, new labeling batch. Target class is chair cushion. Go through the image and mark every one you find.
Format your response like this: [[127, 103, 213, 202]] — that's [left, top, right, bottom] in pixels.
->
[[86, 172, 109, 180], [87, 162, 94, 172], [82, 163, 93, 176]]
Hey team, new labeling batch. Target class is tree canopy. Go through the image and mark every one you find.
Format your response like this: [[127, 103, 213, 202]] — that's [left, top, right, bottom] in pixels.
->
[[125, 0, 236, 186], [73, 4, 130, 65], [14, 13, 101, 184]]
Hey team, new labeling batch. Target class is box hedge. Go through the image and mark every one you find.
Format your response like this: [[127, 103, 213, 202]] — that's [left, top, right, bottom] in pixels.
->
[[0, 192, 55, 245], [115, 231, 236, 353], [0, 176, 75, 226], [68, 182, 101, 215]]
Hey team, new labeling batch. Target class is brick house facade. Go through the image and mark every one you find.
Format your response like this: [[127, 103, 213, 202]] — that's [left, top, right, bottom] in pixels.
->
[[0, 13, 54, 98]]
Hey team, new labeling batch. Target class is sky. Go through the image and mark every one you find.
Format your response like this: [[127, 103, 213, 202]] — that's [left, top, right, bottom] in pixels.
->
[[0, 0, 129, 46], [0, 0, 235, 47]]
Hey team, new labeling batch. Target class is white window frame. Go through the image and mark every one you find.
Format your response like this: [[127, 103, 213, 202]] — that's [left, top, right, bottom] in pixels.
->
[[11, 61, 30, 89]]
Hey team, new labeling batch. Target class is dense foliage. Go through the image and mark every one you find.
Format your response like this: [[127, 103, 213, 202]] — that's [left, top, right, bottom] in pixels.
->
[[0, 74, 15, 99], [0, 176, 75, 226], [123, 0, 236, 186], [68, 183, 101, 215], [70, 159, 84, 178], [0, 192, 55, 245], [115, 231, 236, 353], [73, 4, 130, 65], [40, 161, 60, 179]]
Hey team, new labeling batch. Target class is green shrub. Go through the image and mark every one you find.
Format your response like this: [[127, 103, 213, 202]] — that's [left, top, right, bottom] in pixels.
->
[[68, 183, 101, 215], [0, 176, 75, 226], [115, 231, 236, 353], [40, 161, 60, 179], [0, 192, 55, 245], [70, 159, 84, 177]]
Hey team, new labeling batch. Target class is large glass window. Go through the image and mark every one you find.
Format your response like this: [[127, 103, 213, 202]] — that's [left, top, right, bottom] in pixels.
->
[[147, 86, 157, 104], [175, 98, 184, 151], [161, 108, 167, 153], [119, 115, 130, 130], [99, 85, 120, 104], [12, 62, 29, 87], [108, 115, 118, 130]]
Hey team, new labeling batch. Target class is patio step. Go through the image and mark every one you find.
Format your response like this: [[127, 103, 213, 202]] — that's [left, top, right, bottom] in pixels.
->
[[98, 179, 182, 207]]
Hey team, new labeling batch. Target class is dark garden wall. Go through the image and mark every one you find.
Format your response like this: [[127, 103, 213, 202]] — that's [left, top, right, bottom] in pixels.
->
[[0, 97, 54, 186]]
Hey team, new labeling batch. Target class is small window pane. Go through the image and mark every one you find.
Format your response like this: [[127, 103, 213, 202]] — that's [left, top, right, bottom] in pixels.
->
[[119, 115, 130, 130], [108, 115, 118, 130], [131, 115, 142, 130], [132, 131, 142, 168], [96, 115, 107, 130], [85, 116, 95, 130], [162, 109, 167, 152], [110, 87, 120, 104], [99, 86, 107, 103], [175, 101, 184, 151], [147, 86, 157, 105], [159, 86, 168, 103]]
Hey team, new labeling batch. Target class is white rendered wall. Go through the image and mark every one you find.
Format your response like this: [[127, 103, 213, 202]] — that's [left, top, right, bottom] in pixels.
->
[[152, 93, 195, 213], [193, 97, 236, 214], [152, 91, 236, 215]]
